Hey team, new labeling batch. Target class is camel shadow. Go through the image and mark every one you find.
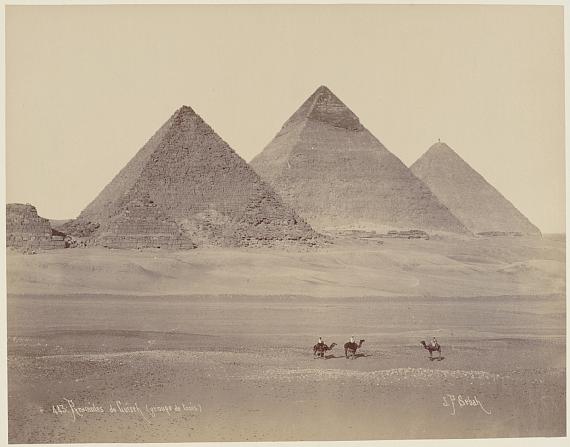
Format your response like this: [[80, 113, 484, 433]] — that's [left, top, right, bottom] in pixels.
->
[[428, 356, 446, 361], [342, 353, 372, 360], [324, 354, 343, 359]]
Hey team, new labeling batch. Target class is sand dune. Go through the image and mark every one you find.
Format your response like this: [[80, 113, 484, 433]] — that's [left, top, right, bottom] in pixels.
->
[[7, 235, 564, 298]]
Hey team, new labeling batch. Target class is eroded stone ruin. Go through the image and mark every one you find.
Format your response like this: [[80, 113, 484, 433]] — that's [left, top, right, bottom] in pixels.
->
[[6, 203, 67, 252]]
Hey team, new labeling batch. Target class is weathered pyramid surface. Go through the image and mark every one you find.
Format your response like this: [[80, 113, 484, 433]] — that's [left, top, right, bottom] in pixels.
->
[[250, 86, 469, 234], [410, 142, 541, 236], [67, 106, 318, 248], [6, 203, 66, 251]]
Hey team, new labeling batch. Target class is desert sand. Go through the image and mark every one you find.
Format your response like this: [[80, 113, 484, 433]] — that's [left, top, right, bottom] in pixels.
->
[[7, 235, 564, 298], [6, 235, 566, 442]]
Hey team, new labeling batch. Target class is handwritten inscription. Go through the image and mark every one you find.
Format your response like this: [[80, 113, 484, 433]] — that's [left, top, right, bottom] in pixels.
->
[[51, 399, 202, 424], [442, 394, 491, 415]]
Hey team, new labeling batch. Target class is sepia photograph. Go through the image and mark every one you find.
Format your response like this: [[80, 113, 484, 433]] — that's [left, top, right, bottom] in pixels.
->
[[3, 2, 567, 445]]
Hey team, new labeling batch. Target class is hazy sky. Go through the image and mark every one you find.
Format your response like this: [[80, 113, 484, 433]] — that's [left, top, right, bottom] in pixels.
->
[[5, 4, 565, 233]]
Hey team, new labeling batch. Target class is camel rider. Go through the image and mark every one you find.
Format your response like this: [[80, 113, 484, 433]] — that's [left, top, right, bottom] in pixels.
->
[[350, 336, 355, 344], [431, 337, 439, 348], [317, 337, 325, 348]]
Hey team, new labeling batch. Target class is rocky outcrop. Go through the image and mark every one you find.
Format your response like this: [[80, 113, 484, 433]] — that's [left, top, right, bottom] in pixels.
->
[[410, 142, 541, 236], [6, 203, 67, 251], [250, 86, 470, 235], [65, 106, 320, 248]]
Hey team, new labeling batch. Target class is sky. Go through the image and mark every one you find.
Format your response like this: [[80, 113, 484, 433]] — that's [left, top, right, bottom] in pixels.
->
[[5, 4, 565, 233]]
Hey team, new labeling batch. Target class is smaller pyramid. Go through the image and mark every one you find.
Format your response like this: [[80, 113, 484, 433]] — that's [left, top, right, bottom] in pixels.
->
[[65, 106, 319, 248], [410, 142, 541, 236]]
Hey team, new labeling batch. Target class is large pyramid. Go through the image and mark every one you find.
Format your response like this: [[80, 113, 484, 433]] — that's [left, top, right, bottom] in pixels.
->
[[410, 142, 541, 236], [250, 86, 469, 234], [65, 106, 319, 248]]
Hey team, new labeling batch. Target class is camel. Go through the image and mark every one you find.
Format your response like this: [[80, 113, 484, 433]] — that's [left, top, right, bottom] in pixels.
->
[[313, 342, 337, 359], [344, 339, 365, 359], [420, 340, 442, 360]]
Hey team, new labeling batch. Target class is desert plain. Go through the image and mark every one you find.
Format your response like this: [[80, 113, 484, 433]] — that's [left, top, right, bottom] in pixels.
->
[[6, 234, 566, 442]]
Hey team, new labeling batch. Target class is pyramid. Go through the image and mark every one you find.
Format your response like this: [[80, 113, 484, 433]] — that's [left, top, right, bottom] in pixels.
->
[[410, 142, 541, 236], [250, 86, 469, 234], [66, 106, 318, 248]]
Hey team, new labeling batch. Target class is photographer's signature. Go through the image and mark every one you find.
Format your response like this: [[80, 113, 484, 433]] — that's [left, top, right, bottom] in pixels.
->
[[442, 394, 491, 415]]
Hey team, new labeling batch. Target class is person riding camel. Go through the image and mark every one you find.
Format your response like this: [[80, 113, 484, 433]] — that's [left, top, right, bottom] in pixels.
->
[[431, 337, 439, 348], [317, 337, 325, 348], [350, 336, 355, 344]]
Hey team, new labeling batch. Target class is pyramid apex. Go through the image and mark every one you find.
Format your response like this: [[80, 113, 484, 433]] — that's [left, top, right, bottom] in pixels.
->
[[174, 105, 196, 116], [169, 105, 203, 127], [427, 140, 455, 154], [314, 85, 333, 95], [292, 85, 362, 131], [411, 141, 462, 172]]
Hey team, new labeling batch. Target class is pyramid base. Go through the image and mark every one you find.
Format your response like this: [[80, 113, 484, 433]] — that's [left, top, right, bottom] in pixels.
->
[[96, 234, 196, 250]]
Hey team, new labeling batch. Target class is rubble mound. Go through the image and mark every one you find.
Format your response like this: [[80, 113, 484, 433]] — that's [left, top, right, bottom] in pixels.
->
[[6, 203, 66, 252]]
